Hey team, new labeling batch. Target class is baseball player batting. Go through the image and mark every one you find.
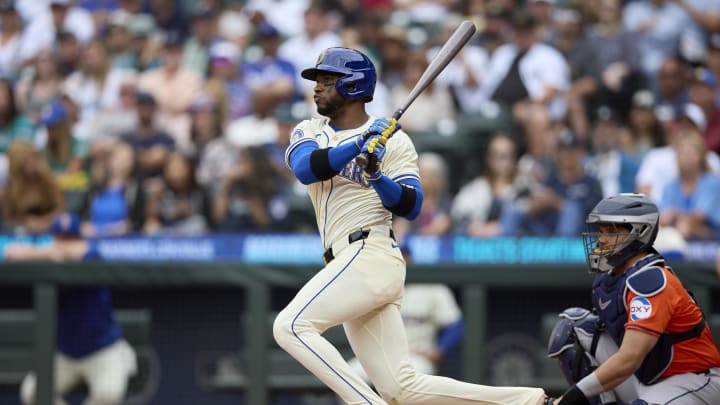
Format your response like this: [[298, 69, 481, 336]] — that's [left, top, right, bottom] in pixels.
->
[[547, 194, 720, 405], [274, 46, 552, 405]]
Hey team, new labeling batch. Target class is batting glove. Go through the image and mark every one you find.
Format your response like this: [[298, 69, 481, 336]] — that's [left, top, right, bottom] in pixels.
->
[[355, 118, 401, 149], [361, 134, 387, 180]]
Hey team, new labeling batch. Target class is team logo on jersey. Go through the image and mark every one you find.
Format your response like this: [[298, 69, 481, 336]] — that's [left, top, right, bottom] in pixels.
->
[[629, 297, 652, 321], [290, 129, 305, 144], [338, 161, 370, 187]]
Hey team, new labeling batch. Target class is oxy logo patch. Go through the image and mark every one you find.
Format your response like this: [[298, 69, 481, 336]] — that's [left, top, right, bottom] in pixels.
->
[[630, 297, 652, 321]]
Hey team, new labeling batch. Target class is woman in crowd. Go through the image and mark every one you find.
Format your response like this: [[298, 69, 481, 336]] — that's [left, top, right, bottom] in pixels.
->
[[80, 142, 144, 237], [451, 133, 521, 237], [658, 130, 720, 240], [1, 140, 64, 234], [143, 151, 212, 235]]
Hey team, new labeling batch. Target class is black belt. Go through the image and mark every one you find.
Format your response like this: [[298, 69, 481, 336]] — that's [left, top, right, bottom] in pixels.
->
[[323, 229, 395, 265]]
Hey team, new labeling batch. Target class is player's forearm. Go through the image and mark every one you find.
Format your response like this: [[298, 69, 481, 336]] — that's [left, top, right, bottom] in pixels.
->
[[289, 141, 361, 184], [371, 177, 423, 220]]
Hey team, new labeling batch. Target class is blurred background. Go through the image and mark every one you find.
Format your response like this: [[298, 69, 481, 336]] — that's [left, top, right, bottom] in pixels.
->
[[0, 0, 718, 404]]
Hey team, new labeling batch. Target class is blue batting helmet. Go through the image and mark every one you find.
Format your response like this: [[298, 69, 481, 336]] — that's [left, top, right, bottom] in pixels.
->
[[301, 47, 376, 101]]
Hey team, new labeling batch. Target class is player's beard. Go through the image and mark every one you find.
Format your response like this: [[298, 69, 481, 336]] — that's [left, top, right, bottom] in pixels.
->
[[316, 94, 345, 118]]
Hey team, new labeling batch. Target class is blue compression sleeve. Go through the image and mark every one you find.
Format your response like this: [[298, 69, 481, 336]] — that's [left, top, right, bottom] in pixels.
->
[[371, 176, 423, 220], [328, 141, 362, 171], [289, 141, 361, 184], [437, 320, 464, 354]]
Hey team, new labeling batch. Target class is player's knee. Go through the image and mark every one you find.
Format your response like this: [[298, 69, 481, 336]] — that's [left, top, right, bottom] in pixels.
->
[[375, 365, 417, 403], [272, 311, 291, 347]]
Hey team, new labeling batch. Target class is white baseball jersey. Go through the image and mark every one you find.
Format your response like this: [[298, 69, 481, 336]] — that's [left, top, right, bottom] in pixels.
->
[[402, 284, 461, 354], [285, 116, 419, 250], [275, 114, 546, 405]]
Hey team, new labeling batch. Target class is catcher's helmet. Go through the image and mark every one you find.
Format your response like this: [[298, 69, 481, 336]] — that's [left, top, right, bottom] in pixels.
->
[[301, 47, 376, 101], [582, 193, 659, 272]]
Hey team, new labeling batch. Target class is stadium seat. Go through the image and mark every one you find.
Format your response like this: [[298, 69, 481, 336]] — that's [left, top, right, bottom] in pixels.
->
[[0, 309, 158, 404]]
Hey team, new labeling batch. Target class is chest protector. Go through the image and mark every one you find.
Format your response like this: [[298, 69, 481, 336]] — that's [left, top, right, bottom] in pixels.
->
[[592, 254, 704, 384]]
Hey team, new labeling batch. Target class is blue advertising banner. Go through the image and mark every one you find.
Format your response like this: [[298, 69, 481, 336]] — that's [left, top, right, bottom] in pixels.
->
[[0, 233, 715, 265]]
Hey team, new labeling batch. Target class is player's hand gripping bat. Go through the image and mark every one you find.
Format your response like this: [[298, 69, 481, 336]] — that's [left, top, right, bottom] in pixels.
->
[[355, 20, 477, 171]]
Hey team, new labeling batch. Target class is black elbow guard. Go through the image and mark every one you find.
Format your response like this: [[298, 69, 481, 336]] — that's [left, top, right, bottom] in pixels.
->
[[385, 184, 416, 217], [310, 148, 338, 181]]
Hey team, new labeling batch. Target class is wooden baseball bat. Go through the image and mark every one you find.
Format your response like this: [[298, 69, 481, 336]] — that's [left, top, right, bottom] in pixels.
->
[[356, 20, 477, 169]]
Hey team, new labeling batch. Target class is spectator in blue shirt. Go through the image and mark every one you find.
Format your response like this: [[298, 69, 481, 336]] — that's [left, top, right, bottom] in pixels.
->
[[499, 129, 603, 237], [658, 129, 720, 240], [243, 22, 299, 104]]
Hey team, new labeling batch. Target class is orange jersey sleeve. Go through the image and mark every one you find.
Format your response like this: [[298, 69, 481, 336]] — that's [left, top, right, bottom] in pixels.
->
[[625, 267, 720, 376]]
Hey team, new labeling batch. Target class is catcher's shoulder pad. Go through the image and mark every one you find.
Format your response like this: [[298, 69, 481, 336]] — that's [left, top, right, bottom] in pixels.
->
[[627, 266, 666, 297]]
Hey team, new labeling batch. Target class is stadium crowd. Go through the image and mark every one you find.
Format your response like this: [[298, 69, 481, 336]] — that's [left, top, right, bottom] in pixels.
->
[[0, 0, 719, 245]]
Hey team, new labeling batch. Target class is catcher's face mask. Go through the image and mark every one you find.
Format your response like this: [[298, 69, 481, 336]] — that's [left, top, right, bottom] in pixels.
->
[[582, 223, 634, 273]]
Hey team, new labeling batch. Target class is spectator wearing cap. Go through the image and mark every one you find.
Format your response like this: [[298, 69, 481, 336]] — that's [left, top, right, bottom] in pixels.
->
[[654, 57, 690, 124], [689, 68, 720, 154], [243, 22, 298, 105], [528, 0, 555, 42], [565, 0, 643, 139], [376, 24, 409, 90], [106, 9, 136, 69], [25, 0, 95, 52], [545, 4, 585, 79], [146, 0, 188, 38], [585, 105, 640, 198], [138, 30, 204, 149], [658, 129, 720, 241], [39, 98, 91, 214], [121, 91, 175, 180], [205, 40, 251, 124], [63, 38, 138, 141], [477, 2, 511, 56], [125, 13, 162, 72], [278, 4, 341, 95], [182, 7, 221, 76], [620, 89, 665, 160], [636, 101, 720, 203], [0, 0, 29, 81], [499, 129, 602, 237], [476, 9, 569, 161], [53, 30, 83, 78]]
